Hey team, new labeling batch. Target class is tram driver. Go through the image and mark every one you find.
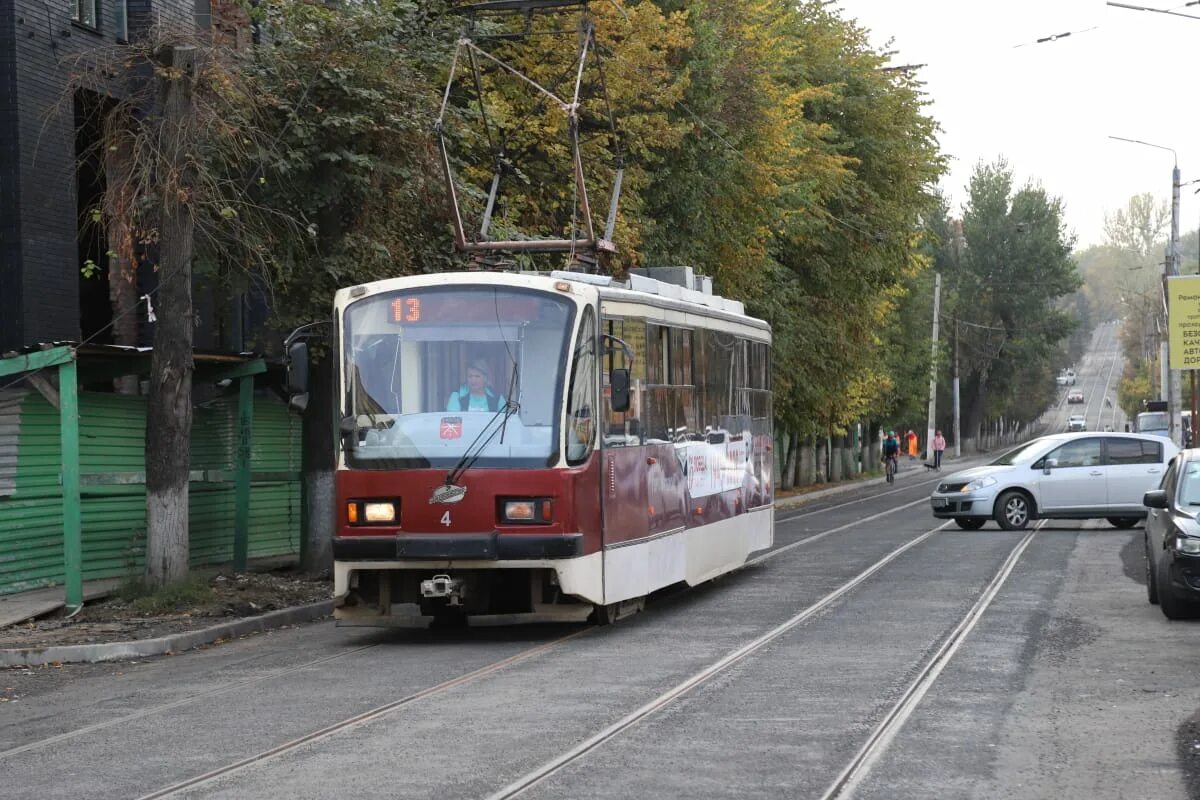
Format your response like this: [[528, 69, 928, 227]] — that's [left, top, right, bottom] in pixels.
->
[[446, 358, 506, 412]]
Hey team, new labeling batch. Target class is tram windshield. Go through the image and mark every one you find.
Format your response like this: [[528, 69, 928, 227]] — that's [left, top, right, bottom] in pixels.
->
[[341, 285, 577, 469]]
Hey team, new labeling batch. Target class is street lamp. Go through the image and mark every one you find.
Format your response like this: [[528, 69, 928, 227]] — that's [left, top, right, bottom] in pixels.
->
[[1109, 135, 1183, 443]]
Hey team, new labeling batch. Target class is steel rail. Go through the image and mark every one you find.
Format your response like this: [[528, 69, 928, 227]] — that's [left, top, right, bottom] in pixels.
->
[[0, 643, 384, 760], [483, 521, 952, 799], [132, 628, 594, 800], [818, 521, 1042, 800]]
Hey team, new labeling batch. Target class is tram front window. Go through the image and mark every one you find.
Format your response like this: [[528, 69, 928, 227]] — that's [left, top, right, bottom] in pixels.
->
[[341, 286, 576, 469]]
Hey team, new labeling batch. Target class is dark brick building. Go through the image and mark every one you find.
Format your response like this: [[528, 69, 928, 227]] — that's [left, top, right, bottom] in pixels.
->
[[0, 0, 251, 355]]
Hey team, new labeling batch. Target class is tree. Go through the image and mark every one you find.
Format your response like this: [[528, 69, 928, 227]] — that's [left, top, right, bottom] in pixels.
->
[[1104, 192, 1170, 258], [70, 28, 307, 585], [947, 159, 1080, 440]]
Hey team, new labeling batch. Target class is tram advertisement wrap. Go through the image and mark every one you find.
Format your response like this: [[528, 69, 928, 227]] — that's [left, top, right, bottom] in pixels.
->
[[681, 439, 751, 498]]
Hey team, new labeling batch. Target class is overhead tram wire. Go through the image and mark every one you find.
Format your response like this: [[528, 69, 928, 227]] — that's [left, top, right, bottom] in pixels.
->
[[1107, 1, 1200, 20]]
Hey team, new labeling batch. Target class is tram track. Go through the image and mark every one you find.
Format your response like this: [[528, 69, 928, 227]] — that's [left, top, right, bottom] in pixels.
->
[[0, 644, 384, 760], [482, 513, 1046, 800], [490, 521, 1043, 800], [132, 628, 593, 800], [818, 522, 1044, 800]]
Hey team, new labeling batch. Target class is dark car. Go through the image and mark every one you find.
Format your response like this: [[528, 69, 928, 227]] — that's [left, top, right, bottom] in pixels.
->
[[1142, 450, 1200, 619]]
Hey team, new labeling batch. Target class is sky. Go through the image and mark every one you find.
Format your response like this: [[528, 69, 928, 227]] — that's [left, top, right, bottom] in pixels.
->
[[834, 0, 1200, 252]]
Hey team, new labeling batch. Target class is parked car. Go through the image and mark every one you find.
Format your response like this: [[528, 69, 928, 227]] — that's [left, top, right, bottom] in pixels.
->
[[1056, 370, 1077, 386], [1142, 450, 1200, 619], [929, 432, 1179, 530], [1068, 415, 1086, 432], [1067, 389, 1084, 404]]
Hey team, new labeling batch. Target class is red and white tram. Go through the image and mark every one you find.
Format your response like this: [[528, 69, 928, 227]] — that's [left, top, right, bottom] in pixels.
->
[[320, 268, 773, 625]]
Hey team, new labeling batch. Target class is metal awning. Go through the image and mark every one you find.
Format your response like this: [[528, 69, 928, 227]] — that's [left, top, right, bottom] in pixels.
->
[[0, 343, 269, 610]]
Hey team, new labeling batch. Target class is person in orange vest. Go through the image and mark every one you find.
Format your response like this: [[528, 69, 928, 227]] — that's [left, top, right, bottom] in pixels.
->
[[905, 429, 918, 460]]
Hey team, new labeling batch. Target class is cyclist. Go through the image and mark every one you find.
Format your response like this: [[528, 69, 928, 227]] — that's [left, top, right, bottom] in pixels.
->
[[881, 430, 901, 483]]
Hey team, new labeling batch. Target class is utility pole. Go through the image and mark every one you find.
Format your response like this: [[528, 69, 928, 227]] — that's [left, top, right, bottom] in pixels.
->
[[1169, 163, 1182, 443], [925, 273, 941, 462], [951, 220, 965, 457]]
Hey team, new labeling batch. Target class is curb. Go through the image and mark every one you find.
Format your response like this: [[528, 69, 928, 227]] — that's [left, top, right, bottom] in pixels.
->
[[0, 600, 334, 668]]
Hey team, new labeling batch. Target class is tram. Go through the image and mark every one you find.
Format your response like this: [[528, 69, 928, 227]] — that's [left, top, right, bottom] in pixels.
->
[[291, 268, 773, 625]]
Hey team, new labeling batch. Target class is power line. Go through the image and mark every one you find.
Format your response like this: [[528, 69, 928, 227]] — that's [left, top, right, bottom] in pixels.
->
[[1107, 1, 1200, 20]]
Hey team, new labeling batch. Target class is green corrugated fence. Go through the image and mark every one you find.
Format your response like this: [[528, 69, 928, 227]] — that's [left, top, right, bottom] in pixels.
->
[[0, 389, 302, 596]]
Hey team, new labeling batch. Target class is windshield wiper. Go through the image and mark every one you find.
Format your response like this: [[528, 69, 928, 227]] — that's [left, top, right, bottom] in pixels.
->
[[443, 401, 521, 487]]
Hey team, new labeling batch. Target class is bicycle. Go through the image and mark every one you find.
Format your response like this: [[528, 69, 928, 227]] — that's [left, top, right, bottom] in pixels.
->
[[884, 454, 898, 484]]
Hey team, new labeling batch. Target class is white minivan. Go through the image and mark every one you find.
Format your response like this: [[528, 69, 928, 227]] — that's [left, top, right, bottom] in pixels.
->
[[929, 432, 1178, 530]]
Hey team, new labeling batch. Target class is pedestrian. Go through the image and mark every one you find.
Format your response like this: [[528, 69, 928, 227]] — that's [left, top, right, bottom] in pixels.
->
[[932, 429, 946, 471], [905, 429, 918, 460]]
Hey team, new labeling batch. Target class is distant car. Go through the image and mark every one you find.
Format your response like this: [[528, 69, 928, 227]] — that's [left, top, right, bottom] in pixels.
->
[[1143, 450, 1200, 619], [929, 432, 1178, 530], [1056, 370, 1077, 386], [1068, 415, 1086, 432], [1068, 390, 1084, 404]]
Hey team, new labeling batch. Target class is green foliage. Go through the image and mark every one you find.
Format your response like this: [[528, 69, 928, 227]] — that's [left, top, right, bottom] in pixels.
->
[[941, 159, 1082, 434], [118, 575, 211, 614], [1119, 358, 1155, 419]]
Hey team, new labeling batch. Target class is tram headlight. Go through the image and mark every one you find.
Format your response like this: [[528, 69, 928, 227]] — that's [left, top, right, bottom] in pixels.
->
[[500, 498, 554, 524], [364, 502, 397, 523], [347, 499, 400, 526]]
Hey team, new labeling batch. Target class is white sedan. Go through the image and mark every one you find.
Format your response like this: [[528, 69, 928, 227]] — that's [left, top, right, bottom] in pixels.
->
[[929, 432, 1179, 530]]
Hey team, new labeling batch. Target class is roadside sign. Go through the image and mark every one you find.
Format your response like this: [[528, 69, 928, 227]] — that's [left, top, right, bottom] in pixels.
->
[[1168, 276, 1200, 369]]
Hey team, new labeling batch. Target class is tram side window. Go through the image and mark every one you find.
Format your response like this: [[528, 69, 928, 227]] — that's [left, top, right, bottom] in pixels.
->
[[696, 329, 740, 439], [601, 318, 649, 447], [639, 324, 695, 443], [566, 308, 598, 464]]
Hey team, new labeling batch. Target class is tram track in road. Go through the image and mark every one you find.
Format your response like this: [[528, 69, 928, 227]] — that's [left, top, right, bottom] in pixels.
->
[[487, 521, 1046, 800], [0, 643, 386, 760], [132, 628, 593, 800], [481, 521, 954, 800], [817, 521, 1044, 800]]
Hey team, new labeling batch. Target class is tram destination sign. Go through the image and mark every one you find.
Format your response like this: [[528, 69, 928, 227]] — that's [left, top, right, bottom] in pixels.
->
[[1168, 276, 1200, 369]]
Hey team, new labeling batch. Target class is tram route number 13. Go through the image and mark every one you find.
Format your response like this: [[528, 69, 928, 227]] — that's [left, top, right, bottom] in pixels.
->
[[391, 297, 422, 323], [440, 511, 451, 527]]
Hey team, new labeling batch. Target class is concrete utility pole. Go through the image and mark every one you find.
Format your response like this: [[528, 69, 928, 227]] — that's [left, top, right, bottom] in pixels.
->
[[1169, 164, 1182, 443], [951, 220, 965, 457], [925, 273, 941, 461]]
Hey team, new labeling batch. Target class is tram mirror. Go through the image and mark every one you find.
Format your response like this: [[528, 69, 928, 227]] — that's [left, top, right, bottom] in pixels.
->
[[288, 393, 310, 415], [285, 340, 309, 396], [610, 368, 631, 413]]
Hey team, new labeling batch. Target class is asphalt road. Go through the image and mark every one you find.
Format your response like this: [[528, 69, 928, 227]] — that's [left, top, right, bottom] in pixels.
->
[[1041, 321, 1127, 435], [4, 327, 1199, 800]]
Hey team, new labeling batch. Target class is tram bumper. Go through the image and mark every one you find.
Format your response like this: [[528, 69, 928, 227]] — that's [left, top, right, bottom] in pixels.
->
[[332, 539, 603, 627], [333, 532, 584, 560]]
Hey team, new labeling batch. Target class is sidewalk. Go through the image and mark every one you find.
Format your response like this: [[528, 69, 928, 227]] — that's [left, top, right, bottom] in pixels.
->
[[0, 579, 123, 630], [774, 450, 996, 511]]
